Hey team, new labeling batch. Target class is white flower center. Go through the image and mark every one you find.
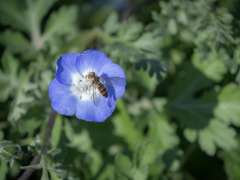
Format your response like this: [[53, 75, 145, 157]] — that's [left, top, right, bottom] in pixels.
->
[[70, 72, 101, 101]]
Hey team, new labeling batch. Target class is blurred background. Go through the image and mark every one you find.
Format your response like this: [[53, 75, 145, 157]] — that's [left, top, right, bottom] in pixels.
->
[[0, 0, 240, 179]]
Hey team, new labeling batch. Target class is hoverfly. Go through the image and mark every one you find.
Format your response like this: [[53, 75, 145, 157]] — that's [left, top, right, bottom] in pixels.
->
[[86, 72, 108, 97], [85, 72, 125, 104]]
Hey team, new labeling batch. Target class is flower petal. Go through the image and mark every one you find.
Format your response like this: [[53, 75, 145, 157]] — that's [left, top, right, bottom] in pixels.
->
[[55, 53, 80, 85], [49, 78, 78, 115], [50, 50, 125, 122], [76, 95, 116, 122], [76, 50, 112, 75], [99, 63, 126, 99]]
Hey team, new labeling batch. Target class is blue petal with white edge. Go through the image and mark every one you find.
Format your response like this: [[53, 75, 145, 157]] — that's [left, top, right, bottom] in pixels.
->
[[99, 63, 126, 99], [76, 50, 112, 75], [55, 53, 80, 85], [76, 95, 116, 122], [49, 78, 78, 115]]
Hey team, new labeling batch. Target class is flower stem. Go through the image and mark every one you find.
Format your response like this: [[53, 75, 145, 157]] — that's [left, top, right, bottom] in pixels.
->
[[40, 110, 57, 180], [41, 154, 49, 180], [17, 110, 57, 180], [17, 156, 41, 180], [43, 110, 57, 144]]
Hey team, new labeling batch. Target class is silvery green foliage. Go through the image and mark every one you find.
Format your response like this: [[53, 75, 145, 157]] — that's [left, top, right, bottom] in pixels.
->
[[0, 141, 22, 167], [0, 0, 240, 179]]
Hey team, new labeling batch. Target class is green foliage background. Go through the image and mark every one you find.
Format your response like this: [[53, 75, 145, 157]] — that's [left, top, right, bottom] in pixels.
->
[[0, 0, 240, 179]]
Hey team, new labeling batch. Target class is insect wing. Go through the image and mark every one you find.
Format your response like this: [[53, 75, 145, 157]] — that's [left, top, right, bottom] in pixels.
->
[[100, 77, 126, 86], [93, 94, 101, 106], [92, 86, 101, 106]]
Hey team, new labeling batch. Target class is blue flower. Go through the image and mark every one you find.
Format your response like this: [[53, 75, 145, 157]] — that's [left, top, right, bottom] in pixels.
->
[[49, 50, 126, 122]]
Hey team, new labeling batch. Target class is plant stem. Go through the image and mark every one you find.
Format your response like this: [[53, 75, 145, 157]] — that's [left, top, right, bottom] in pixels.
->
[[17, 156, 41, 180], [17, 110, 57, 180], [41, 154, 49, 180], [41, 110, 57, 180], [43, 110, 57, 144]]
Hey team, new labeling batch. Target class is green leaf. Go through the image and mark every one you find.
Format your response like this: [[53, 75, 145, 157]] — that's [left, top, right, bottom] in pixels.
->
[[0, 0, 57, 33], [236, 70, 240, 84], [4, 68, 35, 123], [161, 147, 182, 171], [48, 166, 68, 179], [220, 138, 240, 180], [51, 115, 63, 149], [135, 60, 165, 81], [214, 84, 240, 127], [128, 69, 159, 98], [103, 42, 139, 64], [103, 11, 121, 34], [40, 70, 53, 91], [1, 51, 19, 75], [98, 164, 115, 180], [0, 51, 36, 123], [166, 51, 240, 156], [168, 19, 178, 35], [118, 17, 143, 41], [177, 11, 188, 25], [18, 117, 41, 134], [28, 142, 42, 156], [30, 0, 58, 25], [9, 159, 15, 168], [49, 170, 61, 180], [67, 130, 92, 153], [0, 1, 28, 31], [132, 164, 148, 180], [44, 5, 78, 37], [115, 154, 132, 178], [131, 141, 162, 180], [113, 99, 143, 151], [87, 150, 103, 177], [167, 64, 214, 129], [198, 119, 237, 156], [0, 51, 19, 102], [0, 160, 8, 180], [134, 32, 161, 53], [184, 129, 197, 143], [0, 140, 22, 163], [147, 113, 179, 153], [137, 141, 158, 166], [8, 80, 36, 123], [234, 46, 240, 64], [0, 30, 30, 53], [47, 148, 61, 156], [167, 52, 227, 129], [20, 163, 42, 170], [192, 52, 227, 82], [102, 15, 164, 81], [0, 131, 3, 140]]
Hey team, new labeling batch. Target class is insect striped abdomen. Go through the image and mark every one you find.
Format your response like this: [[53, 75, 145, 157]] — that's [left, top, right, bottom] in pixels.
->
[[98, 83, 108, 97]]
